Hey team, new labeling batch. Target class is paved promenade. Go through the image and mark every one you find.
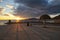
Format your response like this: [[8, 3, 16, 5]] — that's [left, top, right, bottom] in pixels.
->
[[0, 23, 60, 40]]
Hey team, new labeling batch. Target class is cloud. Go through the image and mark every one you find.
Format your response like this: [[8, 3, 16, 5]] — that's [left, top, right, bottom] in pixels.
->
[[0, 0, 3, 2], [18, 0, 59, 6], [48, 4, 60, 14], [14, 0, 60, 18], [52, 0, 60, 5], [14, 5, 48, 18], [0, 7, 4, 14], [6, 4, 14, 9], [15, 0, 48, 8]]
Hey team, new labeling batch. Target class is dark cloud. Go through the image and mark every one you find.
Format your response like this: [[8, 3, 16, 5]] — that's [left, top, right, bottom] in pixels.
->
[[15, 0, 47, 6], [48, 5, 60, 13], [15, 0, 49, 10], [14, 0, 60, 18], [51, 0, 60, 5], [14, 5, 49, 18]]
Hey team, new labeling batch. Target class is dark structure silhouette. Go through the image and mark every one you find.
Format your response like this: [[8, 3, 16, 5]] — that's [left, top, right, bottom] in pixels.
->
[[53, 15, 60, 23], [40, 14, 51, 28], [53, 15, 60, 19]]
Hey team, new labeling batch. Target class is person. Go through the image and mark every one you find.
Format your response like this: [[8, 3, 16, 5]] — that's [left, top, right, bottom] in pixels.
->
[[5, 20, 11, 24], [7, 20, 11, 24], [27, 22, 29, 26], [9, 20, 11, 23]]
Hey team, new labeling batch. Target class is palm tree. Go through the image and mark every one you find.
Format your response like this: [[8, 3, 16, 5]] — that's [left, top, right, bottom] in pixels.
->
[[40, 14, 51, 28]]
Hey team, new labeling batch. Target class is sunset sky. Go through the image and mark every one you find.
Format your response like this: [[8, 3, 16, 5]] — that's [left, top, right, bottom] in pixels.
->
[[0, 0, 60, 18]]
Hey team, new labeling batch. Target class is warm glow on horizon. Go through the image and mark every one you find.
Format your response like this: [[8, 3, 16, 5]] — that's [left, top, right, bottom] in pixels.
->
[[0, 13, 26, 20], [0, 16, 26, 20]]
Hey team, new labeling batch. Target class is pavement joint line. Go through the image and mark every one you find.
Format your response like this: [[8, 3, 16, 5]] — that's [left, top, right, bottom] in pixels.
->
[[1, 24, 13, 40], [21, 24, 31, 40]]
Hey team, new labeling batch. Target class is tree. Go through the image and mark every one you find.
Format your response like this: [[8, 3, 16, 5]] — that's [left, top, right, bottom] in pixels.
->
[[40, 14, 51, 28]]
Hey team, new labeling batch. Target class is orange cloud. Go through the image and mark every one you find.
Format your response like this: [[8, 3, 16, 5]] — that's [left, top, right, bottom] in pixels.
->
[[0, 7, 6, 14], [0, 7, 4, 14], [6, 4, 14, 9]]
